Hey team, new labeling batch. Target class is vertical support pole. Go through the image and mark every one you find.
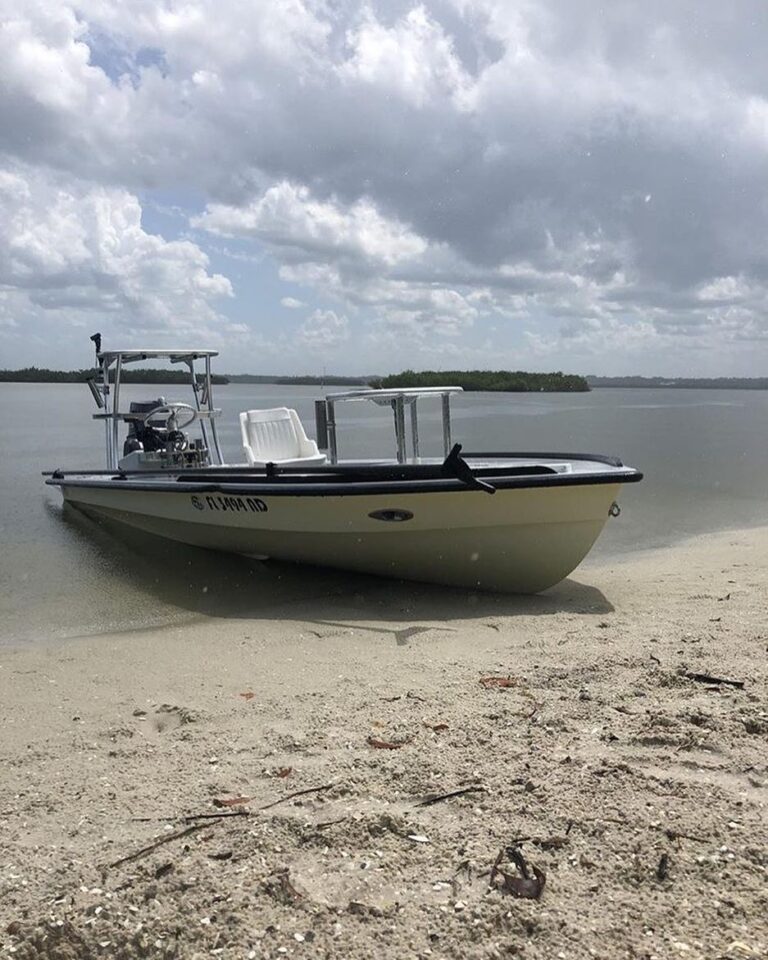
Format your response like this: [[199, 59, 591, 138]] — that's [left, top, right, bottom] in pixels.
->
[[189, 359, 211, 458], [393, 395, 406, 463], [314, 400, 329, 449], [102, 356, 112, 469], [205, 356, 224, 465], [409, 399, 420, 460], [111, 355, 122, 470], [326, 399, 338, 464], [441, 393, 452, 457]]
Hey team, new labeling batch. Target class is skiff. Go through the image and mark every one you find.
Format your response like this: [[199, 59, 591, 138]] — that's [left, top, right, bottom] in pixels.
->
[[45, 339, 642, 592]]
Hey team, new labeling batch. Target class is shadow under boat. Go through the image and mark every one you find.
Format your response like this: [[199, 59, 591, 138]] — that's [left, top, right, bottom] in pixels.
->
[[54, 500, 615, 626]]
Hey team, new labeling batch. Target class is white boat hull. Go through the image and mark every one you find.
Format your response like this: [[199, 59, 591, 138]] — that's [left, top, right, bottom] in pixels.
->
[[60, 480, 622, 593]]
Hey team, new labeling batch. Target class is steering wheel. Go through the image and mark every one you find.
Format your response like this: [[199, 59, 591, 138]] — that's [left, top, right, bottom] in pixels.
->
[[143, 401, 198, 431]]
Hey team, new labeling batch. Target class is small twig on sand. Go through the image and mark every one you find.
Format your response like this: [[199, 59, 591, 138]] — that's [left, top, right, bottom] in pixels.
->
[[183, 811, 250, 823], [108, 822, 211, 869], [414, 784, 484, 807], [131, 785, 334, 827], [315, 817, 348, 830], [258, 783, 334, 810], [131, 810, 250, 823], [684, 671, 744, 689]]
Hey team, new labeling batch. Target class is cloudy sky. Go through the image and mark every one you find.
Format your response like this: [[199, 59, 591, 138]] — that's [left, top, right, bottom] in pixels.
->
[[2, 1, 767, 375]]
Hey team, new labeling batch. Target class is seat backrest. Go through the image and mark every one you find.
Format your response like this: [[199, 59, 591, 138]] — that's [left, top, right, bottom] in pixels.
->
[[240, 407, 304, 461]]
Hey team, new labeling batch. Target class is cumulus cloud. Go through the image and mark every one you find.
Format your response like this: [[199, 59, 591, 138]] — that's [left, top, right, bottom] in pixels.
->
[[194, 182, 427, 268], [194, 181, 480, 341], [0, 162, 232, 344], [3, 0, 768, 371], [338, 6, 471, 108], [297, 308, 349, 348]]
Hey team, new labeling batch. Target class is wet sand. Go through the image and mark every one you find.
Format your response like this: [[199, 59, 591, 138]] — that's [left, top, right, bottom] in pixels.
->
[[1, 527, 767, 959]]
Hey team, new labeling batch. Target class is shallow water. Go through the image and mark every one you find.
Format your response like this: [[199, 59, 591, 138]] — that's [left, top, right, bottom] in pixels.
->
[[1, 383, 767, 644]]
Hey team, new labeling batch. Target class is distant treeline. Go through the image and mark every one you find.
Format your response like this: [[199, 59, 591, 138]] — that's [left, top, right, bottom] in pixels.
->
[[587, 376, 768, 390], [0, 367, 228, 384], [227, 373, 373, 385], [378, 369, 590, 392], [276, 375, 373, 386]]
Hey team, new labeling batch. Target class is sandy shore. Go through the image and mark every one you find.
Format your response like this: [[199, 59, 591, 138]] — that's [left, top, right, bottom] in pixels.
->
[[1, 527, 767, 960]]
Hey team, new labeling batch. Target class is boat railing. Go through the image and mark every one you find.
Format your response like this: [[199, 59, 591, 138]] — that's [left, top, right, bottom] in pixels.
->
[[318, 386, 464, 465]]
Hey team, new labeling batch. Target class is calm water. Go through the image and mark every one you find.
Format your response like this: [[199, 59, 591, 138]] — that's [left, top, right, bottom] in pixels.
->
[[1, 382, 767, 644]]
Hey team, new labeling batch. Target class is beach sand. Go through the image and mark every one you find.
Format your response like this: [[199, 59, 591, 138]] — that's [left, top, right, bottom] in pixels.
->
[[1, 527, 767, 959]]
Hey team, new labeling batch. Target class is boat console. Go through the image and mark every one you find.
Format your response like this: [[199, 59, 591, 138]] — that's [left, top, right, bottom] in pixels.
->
[[85, 342, 224, 472], [118, 399, 210, 471]]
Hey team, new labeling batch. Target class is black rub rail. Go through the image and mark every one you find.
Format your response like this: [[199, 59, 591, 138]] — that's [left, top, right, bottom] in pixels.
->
[[43, 444, 641, 497]]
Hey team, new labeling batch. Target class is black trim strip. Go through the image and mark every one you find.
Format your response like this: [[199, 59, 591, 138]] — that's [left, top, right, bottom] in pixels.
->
[[171, 464, 556, 485]]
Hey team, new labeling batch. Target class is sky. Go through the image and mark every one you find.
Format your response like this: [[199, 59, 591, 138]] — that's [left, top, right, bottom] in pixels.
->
[[1, 1, 768, 376]]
